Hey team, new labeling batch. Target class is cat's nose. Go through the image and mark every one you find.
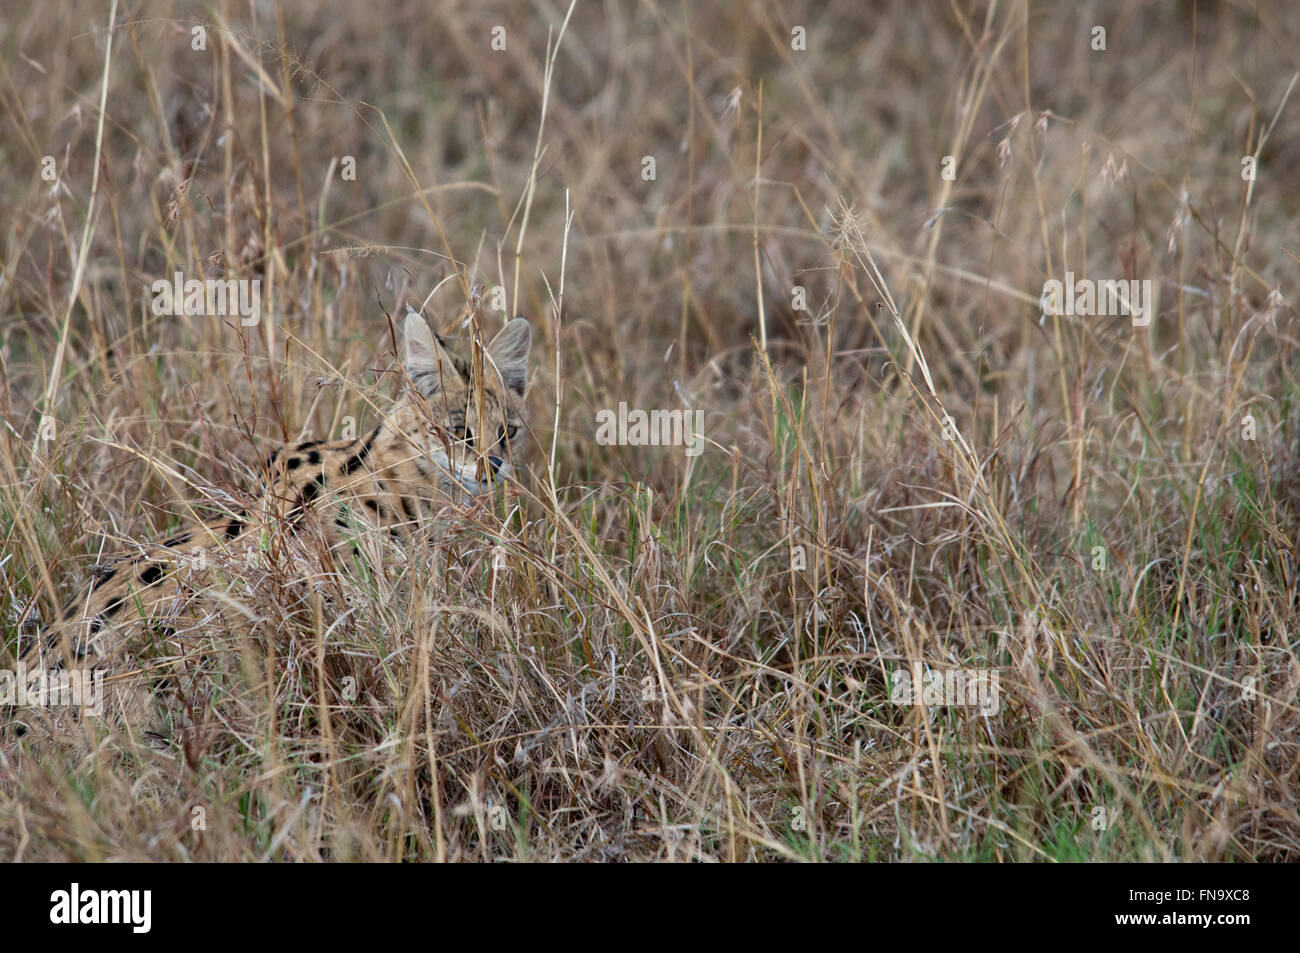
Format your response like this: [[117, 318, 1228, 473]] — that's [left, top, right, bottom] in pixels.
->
[[487, 455, 504, 473]]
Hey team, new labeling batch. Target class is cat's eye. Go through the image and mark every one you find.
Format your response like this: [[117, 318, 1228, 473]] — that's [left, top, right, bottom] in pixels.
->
[[505, 425, 519, 441], [451, 425, 471, 442]]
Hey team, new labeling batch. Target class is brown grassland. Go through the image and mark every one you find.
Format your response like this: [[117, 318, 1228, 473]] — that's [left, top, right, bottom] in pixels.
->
[[1, 0, 1298, 861]]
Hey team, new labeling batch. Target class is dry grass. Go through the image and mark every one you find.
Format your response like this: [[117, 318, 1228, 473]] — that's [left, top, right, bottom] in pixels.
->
[[1, 0, 1298, 861]]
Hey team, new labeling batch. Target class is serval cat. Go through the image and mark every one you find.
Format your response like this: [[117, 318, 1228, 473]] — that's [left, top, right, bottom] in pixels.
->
[[10, 311, 532, 740]]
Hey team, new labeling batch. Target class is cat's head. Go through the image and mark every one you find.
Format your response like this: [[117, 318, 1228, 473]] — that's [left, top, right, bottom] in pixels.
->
[[400, 310, 532, 496]]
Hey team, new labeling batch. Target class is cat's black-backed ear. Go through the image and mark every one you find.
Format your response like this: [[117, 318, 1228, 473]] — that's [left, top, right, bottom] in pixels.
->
[[486, 317, 532, 398], [404, 308, 460, 394]]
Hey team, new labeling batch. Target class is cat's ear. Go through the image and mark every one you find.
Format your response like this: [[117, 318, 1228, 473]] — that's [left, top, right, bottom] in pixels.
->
[[404, 308, 460, 394], [486, 317, 532, 397]]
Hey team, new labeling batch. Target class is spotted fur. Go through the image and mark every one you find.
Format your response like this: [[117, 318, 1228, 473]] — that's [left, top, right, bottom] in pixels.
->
[[22, 312, 532, 676]]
